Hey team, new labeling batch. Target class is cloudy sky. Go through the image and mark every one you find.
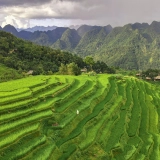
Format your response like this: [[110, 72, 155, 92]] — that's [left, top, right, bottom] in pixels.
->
[[0, 0, 159, 28]]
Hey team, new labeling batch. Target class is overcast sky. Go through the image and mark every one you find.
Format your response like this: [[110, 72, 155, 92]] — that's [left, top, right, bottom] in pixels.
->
[[0, 0, 159, 28]]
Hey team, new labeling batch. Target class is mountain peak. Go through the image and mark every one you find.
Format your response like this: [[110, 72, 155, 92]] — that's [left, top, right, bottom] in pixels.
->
[[132, 22, 149, 30], [77, 25, 102, 37], [149, 21, 160, 34], [104, 25, 113, 33], [52, 28, 81, 50], [3, 24, 17, 30], [3, 24, 18, 35], [150, 21, 160, 26]]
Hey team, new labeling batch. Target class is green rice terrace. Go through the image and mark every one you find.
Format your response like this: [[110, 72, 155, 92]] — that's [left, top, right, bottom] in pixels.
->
[[1, 74, 160, 160]]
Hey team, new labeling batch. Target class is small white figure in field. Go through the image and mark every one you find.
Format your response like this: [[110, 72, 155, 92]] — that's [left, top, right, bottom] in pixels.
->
[[77, 110, 79, 115]]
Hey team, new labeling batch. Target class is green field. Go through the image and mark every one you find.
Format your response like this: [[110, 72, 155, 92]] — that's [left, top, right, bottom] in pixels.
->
[[0, 74, 160, 160]]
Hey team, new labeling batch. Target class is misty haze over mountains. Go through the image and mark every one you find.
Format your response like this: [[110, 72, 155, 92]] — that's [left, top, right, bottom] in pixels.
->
[[16, 25, 81, 32], [16, 26, 57, 32]]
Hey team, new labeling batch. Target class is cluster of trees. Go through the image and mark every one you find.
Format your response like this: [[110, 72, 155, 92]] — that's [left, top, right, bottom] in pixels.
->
[[59, 62, 81, 75], [84, 56, 115, 74], [141, 69, 160, 80], [58, 56, 115, 76], [0, 64, 22, 82]]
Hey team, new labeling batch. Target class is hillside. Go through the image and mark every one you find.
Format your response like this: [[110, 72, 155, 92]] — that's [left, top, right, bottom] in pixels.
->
[[74, 22, 160, 70], [0, 74, 160, 159], [75, 26, 112, 57], [0, 31, 84, 75], [93, 22, 160, 70], [29, 27, 68, 46], [52, 29, 81, 51], [77, 25, 103, 37]]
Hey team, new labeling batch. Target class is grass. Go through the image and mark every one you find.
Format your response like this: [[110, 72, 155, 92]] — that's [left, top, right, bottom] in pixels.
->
[[127, 79, 141, 137], [0, 98, 39, 112], [0, 74, 160, 160], [79, 96, 122, 150], [24, 142, 56, 160], [0, 88, 30, 98], [0, 75, 49, 91], [0, 134, 46, 160], [0, 90, 33, 105], [0, 110, 52, 135], [0, 123, 39, 149], [55, 79, 89, 112]]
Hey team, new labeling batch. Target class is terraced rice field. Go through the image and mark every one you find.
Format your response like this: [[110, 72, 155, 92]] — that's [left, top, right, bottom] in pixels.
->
[[0, 74, 160, 160]]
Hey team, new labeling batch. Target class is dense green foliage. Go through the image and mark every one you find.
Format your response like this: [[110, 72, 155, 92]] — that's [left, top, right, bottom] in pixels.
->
[[0, 31, 114, 76], [84, 56, 95, 70], [0, 31, 84, 75], [0, 63, 22, 82], [59, 62, 81, 75], [0, 75, 160, 159], [142, 68, 160, 80]]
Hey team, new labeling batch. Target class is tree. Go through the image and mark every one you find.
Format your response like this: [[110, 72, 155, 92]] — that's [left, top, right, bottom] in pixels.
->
[[67, 62, 81, 76], [84, 56, 95, 71], [142, 69, 160, 80], [93, 61, 109, 73], [59, 62, 81, 75], [59, 63, 67, 75]]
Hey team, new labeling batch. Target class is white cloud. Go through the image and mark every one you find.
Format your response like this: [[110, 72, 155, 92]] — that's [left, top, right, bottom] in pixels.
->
[[0, 0, 160, 28], [2, 15, 30, 28], [0, 0, 52, 7]]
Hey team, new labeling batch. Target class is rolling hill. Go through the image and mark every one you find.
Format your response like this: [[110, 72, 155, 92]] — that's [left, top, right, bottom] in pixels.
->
[[0, 74, 160, 159]]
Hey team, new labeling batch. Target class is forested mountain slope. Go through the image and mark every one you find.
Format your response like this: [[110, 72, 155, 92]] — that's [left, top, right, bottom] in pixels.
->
[[52, 29, 81, 51], [2, 21, 160, 70], [94, 21, 160, 70], [0, 31, 84, 75]]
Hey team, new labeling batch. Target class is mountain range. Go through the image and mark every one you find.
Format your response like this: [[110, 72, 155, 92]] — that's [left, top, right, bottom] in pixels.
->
[[16, 25, 80, 32], [16, 26, 57, 32], [1, 21, 160, 70]]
